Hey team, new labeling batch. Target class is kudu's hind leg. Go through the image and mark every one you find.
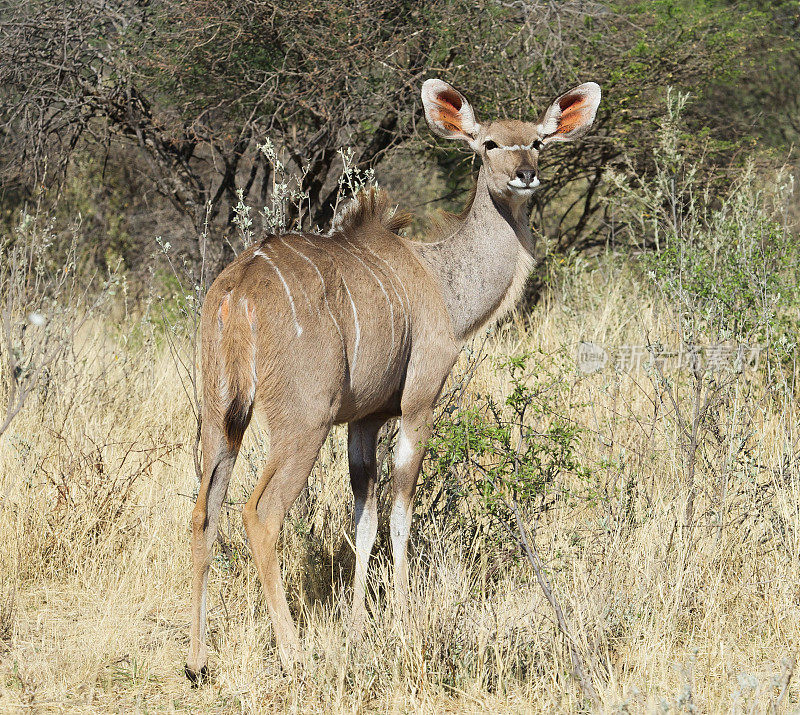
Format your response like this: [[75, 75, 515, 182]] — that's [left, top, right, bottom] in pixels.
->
[[186, 418, 240, 684], [347, 417, 385, 637], [242, 420, 331, 670]]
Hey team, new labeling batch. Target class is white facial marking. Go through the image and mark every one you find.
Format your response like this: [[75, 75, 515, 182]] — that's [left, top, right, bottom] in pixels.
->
[[487, 140, 541, 152], [341, 277, 361, 374], [254, 249, 303, 336], [507, 176, 540, 190]]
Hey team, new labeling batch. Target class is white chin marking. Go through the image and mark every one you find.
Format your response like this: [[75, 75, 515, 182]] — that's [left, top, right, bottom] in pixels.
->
[[507, 176, 540, 191]]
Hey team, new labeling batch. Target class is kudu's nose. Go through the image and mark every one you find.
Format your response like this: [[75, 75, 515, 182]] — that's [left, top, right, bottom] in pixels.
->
[[516, 168, 537, 186]]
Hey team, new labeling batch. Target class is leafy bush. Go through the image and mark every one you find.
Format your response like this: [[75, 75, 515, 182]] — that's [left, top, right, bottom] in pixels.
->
[[422, 349, 591, 558], [608, 89, 800, 360]]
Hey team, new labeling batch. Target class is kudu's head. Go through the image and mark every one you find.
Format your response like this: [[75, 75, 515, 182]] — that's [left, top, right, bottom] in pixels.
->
[[422, 79, 601, 206]]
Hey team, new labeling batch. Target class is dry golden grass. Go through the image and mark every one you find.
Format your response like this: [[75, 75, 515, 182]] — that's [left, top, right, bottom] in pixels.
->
[[0, 256, 798, 713]]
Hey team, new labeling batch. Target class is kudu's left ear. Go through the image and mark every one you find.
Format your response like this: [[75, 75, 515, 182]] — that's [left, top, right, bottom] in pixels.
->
[[537, 82, 601, 144], [421, 79, 481, 149]]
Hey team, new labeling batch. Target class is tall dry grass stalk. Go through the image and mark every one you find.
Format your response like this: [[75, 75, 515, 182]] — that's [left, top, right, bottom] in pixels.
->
[[0, 246, 797, 711]]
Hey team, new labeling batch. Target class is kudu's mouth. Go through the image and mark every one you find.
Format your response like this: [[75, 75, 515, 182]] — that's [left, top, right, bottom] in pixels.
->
[[507, 175, 540, 194]]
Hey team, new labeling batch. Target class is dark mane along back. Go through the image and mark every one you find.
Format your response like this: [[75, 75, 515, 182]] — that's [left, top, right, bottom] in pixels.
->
[[331, 187, 413, 237]]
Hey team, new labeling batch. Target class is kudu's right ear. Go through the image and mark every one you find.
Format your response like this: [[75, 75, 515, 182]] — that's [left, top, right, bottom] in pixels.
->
[[422, 79, 481, 149]]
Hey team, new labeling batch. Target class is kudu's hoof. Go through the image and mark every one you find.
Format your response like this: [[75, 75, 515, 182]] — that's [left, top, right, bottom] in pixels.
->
[[185, 663, 210, 687]]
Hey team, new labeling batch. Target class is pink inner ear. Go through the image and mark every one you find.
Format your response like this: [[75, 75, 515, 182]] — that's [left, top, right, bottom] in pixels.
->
[[434, 90, 464, 133], [434, 111, 461, 134], [437, 89, 463, 112], [557, 94, 590, 134]]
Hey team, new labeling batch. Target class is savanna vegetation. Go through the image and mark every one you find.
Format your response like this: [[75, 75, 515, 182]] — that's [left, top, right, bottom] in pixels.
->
[[1, 0, 799, 711]]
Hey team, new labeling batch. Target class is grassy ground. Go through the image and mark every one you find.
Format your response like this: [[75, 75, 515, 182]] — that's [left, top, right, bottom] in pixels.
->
[[0, 254, 798, 713]]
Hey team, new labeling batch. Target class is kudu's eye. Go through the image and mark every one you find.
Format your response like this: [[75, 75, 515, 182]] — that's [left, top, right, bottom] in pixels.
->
[[532, 139, 543, 151], [484, 140, 498, 151]]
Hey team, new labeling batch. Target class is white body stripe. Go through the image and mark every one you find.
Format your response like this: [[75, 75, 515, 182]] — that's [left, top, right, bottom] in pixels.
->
[[357, 242, 411, 340], [278, 237, 317, 313], [254, 249, 303, 336], [335, 240, 396, 365], [341, 277, 361, 373], [259, 235, 411, 378], [289, 241, 347, 359]]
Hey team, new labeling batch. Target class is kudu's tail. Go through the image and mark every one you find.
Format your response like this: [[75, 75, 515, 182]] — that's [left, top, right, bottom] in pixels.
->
[[218, 295, 256, 449]]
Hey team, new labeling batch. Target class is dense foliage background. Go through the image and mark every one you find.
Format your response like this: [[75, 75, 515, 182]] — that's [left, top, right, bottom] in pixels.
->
[[1, 0, 797, 280]]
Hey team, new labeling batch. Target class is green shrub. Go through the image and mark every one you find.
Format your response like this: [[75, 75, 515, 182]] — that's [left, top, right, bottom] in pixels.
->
[[421, 349, 591, 559]]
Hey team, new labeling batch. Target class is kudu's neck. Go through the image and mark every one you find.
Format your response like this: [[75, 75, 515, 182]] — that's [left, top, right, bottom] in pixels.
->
[[418, 166, 535, 344]]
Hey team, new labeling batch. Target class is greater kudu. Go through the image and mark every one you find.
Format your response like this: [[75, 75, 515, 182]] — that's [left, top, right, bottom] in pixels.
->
[[186, 78, 601, 680]]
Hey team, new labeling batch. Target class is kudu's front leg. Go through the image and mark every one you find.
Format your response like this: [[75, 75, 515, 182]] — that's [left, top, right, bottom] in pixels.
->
[[390, 409, 434, 607]]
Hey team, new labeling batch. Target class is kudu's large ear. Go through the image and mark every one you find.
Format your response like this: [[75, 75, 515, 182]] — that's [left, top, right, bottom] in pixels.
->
[[537, 82, 601, 144], [422, 79, 481, 149]]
